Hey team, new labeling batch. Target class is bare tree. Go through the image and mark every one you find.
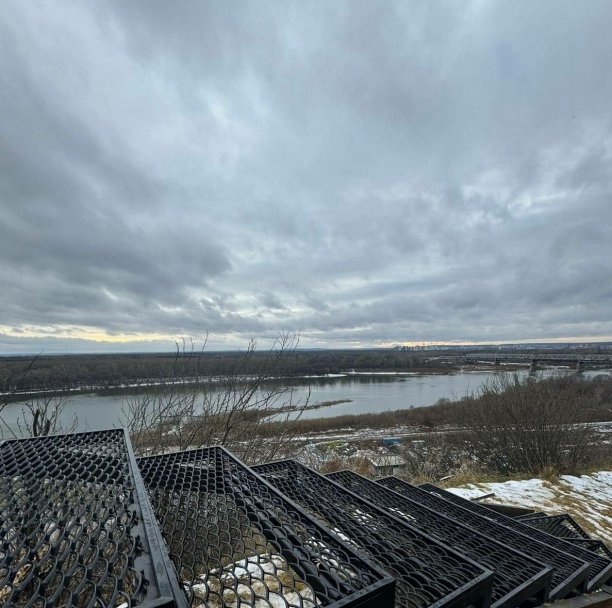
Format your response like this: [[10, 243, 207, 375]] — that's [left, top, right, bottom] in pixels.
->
[[16, 394, 78, 438], [0, 355, 38, 436], [396, 433, 465, 482], [455, 373, 598, 475], [1, 354, 78, 439], [122, 333, 310, 464]]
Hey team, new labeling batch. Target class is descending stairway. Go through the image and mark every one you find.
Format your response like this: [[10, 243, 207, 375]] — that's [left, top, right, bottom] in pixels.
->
[[325, 469, 552, 608], [253, 459, 494, 608], [1, 429, 611, 608], [417, 483, 612, 593]]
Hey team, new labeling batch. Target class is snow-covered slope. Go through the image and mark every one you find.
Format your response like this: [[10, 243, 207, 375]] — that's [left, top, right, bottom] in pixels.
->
[[447, 471, 612, 543]]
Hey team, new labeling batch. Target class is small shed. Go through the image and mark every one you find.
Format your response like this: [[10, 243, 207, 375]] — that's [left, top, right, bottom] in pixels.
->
[[367, 455, 406, 477]]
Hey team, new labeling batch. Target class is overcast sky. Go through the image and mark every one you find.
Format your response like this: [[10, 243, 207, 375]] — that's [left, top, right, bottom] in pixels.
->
[[1, 1, 612, 353]]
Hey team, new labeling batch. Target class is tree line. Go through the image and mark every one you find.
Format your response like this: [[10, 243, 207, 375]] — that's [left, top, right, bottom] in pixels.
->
[[0, 347, 451, 394]]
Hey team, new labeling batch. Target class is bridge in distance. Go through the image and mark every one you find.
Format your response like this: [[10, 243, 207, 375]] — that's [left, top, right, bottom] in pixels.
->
[[443, 352, 612, 371]]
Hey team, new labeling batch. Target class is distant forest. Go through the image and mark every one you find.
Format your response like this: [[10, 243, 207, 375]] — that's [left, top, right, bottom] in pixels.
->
[[0, 349, 454, 393]]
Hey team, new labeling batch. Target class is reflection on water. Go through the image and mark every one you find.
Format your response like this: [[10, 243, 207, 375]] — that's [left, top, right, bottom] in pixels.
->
[[1, 368, 610, 434]]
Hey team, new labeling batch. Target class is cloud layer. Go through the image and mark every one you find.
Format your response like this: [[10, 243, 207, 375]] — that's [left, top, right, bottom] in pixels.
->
[[1, 1, 612, 352]]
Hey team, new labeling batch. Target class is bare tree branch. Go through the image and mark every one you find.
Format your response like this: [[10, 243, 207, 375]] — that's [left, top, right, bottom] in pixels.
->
[[455, 373, 598, 475], [122, 332, 309, 463]]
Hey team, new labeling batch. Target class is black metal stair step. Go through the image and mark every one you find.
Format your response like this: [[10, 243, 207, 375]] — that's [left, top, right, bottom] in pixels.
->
[[0, 429, 181, 608], [254, 459, 495, 608], [327, 469, 553, 608], [520, 514, 592, 540], [419, 483, 612, 593], [379, 477, 592, 600], [137, 447, 395, 608]]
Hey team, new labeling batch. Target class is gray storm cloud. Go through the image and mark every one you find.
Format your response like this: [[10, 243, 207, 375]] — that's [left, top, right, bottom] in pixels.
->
[[1, 1, 611, 352]]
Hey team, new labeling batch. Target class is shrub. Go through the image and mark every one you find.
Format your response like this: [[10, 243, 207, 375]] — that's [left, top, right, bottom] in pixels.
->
[[454, 373, 600, 475]]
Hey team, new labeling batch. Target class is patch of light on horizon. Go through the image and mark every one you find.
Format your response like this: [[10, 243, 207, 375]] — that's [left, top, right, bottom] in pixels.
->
[[0, 324, 177, 344]]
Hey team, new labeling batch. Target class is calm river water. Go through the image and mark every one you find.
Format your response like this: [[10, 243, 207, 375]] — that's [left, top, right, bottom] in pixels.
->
[[1, 368, 610, 434]]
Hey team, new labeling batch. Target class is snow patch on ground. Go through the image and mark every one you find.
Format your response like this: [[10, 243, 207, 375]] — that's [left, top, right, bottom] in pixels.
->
[[447, 471, 612, 544]]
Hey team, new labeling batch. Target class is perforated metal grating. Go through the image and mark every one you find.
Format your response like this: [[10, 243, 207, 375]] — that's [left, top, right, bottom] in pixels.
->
[[326, 470, 552, 608], [378, 477, 591, 600], [418, 483, 612, 593], [0, 429, 179, 608], [519, 515, 591, 540], [568, 540, 612, 562], [137, 447, 395, 608], [254, 460, 494, 608], [515, 516, 612, 562], [515, 512, 546, 521]]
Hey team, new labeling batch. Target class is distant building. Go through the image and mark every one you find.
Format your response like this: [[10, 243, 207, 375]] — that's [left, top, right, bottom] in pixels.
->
[[366, 455, 406, 477], [381, 437, 402, 447]]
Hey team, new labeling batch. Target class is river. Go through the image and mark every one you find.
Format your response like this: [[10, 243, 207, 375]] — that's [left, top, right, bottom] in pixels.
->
[[1, 368, 610, 435]]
